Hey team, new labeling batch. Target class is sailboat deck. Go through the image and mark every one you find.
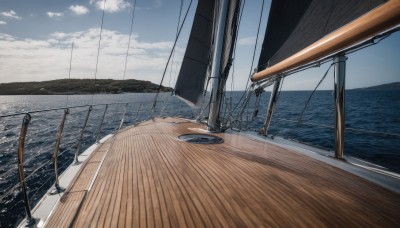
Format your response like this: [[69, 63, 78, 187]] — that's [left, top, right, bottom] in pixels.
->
[[45, 117, 400, 227]]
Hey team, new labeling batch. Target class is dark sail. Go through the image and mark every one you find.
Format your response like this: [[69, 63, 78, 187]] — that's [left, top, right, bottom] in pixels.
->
[[174, 0, 216, 104], [257, 0, 386, 72], [220, 0, 241, 79]]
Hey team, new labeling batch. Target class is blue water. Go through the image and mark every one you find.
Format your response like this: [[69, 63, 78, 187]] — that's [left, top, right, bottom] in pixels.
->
[[0, 90, 399, 227]]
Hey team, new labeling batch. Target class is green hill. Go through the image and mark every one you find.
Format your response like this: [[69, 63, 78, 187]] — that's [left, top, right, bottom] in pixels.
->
[[0, 79, 173, 95], [355, 82, 400, 90]]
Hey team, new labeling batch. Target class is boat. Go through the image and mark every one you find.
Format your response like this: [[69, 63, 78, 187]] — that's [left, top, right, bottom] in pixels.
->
[[4, 0, 400, 227]]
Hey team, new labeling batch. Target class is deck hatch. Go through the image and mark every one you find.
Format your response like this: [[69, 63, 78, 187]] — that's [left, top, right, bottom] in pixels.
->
[[178, 134, 223, 144]]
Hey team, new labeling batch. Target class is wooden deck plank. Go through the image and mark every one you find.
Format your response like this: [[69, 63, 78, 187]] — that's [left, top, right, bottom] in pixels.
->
[[155, 134, 219, 227], [156, 133, 236, 227], [46, 118, 400, 227], [145, 136, 174, 228], [117, 138, 128, 228], [44, 141, 110, 228], [155, 135, 208, 227], [83, 139, 121, 227]]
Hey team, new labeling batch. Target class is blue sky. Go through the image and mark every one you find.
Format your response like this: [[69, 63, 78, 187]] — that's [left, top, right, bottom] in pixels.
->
[[0, 0, 399, 90]]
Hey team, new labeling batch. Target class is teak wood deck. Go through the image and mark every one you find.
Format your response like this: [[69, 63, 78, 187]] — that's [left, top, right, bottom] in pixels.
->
[[45, 117, 400, 227]]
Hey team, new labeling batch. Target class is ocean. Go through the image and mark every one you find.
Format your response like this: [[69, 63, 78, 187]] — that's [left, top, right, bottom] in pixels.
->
[[0, 90, 399, 227]]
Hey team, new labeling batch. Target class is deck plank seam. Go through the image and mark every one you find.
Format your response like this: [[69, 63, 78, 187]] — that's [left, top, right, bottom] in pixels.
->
[[45, 118, 400, 227], [181, 143, 268, 226], [141, 134, 166, 227], [153, 134, 221, 227], [145, 135, 175, 228], [147, 134, 193, 227], [74, 137, 121, 227], [162, 134, 258, 227], [44, 140, 110, 227]]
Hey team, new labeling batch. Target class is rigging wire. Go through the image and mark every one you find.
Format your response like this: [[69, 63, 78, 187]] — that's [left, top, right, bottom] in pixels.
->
[[168, 0, 183, 87], [244, 0, 265, 90], [220, 0, 246, 125], [0, 146, 72, 203], [92, 0, 107, 105], [194, 0, 220, 122], [230, 0, 264, 117], [197, 0, 246, 124], [151, 0, 193, 113], [297, 63, 334, 124], [230, 84, 253, 130], [122, 0, 137, 80], [160, 0, 184, 117], [66, 41, 74, 107]]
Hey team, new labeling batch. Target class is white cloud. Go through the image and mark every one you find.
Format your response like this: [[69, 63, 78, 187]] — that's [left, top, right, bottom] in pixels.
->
[[51, 32, 67, 39], [90, 0, 131, 13], [153, 0, 163, 7], [0, 21, 6, 25], [69, 5, 90, 15], [47, 12, 64, 18], [0, 34, 15, 41], [1, 10, 21, 20], [0, 28, 179, 85], [238, 36, 256, 46]]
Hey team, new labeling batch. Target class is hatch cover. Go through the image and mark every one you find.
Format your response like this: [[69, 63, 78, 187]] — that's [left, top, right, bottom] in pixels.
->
[[178, 134, 223, 144]]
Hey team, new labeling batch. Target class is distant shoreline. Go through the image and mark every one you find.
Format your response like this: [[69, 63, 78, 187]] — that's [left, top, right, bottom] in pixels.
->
[[0, 80, 397, 95], [0, 79, 173, 95], [352, 82, 400, 90]]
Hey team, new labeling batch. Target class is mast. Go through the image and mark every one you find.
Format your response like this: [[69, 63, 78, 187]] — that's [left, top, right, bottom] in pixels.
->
[[208, 0, 230, 132]]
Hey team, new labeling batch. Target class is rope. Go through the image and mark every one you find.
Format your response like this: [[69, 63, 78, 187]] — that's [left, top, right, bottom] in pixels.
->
[[297, 63, 333, 124], [232, 75, 283, 131], [122, 0, 137, 80], [231, 83, 251, 117], [92, 0, 107, 104], [243, 86, 264, 130], [151, 0, 193, 113], [230, 85, 254, 130]]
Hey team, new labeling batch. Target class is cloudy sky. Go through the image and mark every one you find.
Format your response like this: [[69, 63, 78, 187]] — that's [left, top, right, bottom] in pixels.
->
[[0, 0, 399, 90]]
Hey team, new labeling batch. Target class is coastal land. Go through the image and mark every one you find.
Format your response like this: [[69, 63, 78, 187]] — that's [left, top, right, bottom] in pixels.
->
[[0, 79, 172, 95], [354, 82, 400, 90]]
